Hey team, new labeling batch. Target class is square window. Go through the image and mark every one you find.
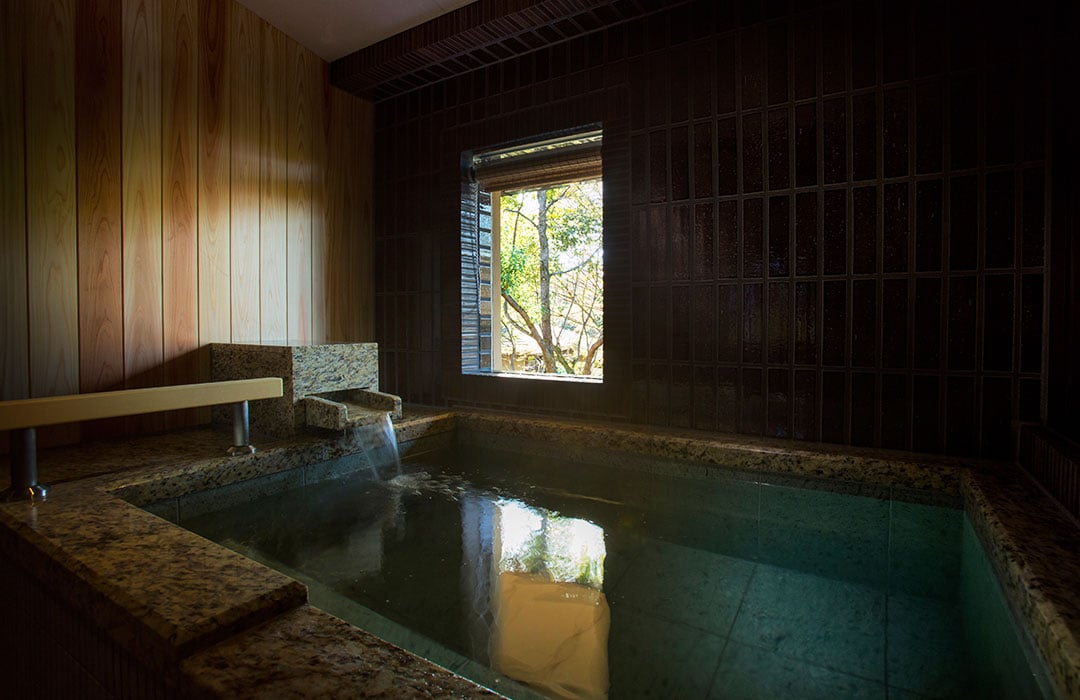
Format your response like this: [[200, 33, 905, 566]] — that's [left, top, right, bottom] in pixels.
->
[[461, 128, 604, 379]]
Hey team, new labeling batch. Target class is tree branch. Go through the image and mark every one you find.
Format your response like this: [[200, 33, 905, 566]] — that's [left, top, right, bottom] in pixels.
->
[[501, 290, 550, 366], [583, 336, 604, 375]]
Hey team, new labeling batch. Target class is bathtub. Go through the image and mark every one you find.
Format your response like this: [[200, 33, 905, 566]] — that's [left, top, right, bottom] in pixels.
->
[[0, 409, 1076, 698]]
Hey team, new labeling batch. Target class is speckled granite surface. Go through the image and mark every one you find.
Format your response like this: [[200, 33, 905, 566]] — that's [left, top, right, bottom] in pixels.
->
[[0, 406, 1077, 698], [181, 606, 495, 699], [210, 342, 381, 436], [454, 410, 972, 499], [964, 468, 1080, 699], [0, 482, 306, 674]]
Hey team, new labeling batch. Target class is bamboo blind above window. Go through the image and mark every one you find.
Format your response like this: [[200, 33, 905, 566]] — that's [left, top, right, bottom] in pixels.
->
[[469, 129, 602, 192]]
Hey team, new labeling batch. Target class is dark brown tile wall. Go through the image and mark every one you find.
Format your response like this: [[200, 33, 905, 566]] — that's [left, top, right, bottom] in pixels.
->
[[373, 0, 1054, 458]]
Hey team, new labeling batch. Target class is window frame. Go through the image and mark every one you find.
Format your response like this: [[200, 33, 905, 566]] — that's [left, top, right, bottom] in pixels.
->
[[460, 125, 604, 382]]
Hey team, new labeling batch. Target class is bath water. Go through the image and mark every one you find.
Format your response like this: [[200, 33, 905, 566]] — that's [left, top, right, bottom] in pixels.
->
[[181, 443, 1051, 699]]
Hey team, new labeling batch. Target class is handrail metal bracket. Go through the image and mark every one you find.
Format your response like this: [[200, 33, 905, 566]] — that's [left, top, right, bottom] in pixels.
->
[[227, 401, 256, 457], [4, 428, 48, 503]]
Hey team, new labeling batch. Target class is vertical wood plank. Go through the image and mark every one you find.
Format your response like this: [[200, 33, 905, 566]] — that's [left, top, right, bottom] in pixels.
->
[[26, 0, 80, 402], [311, 59, 328, 343], [355, 97, 375, 341], [229, 3, 260, 342], [287, 42, 313, 343], [76, 0, 124, 396], [77, 0, 125, 439], [198, 0, 231, 345], [327, 89, 375, 342], [122, 0, 164, 432], [0, 0, 29, 403], [326, 88, 348, 342], [162, 0, 200, 427], [259, 22, 287, 343]]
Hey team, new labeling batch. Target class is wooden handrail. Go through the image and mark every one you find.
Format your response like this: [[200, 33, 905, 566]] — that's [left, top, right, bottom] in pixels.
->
[[0, 378, 282, 431], [3, 378, 285, 502]]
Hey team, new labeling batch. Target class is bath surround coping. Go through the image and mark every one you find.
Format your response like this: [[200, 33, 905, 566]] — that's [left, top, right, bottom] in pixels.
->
[[0, 408, 1076, 698]]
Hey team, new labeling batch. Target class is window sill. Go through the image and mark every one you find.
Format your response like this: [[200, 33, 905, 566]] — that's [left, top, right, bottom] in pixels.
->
[[462, 370, 602, 384]]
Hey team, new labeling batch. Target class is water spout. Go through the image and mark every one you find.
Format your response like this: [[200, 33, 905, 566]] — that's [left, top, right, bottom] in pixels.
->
[[363, 413, 401, 481]]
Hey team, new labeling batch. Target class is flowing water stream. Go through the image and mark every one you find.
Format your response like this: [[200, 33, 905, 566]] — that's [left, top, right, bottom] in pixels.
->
[[362, 412, 401, 481]]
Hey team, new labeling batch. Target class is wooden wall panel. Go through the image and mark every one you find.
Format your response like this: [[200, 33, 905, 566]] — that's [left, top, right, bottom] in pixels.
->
[[325, 89, 347, 343], [122, 0, 164, 433], [355, 99, 375, 340], [259, 23, 288, 343], [326, 88, 375, 343], [162, 0, 200, 428], [0, 0, 29, 403], [76, 0, 124, 402], [287, 44, 313, 343], [229, 3, 261, 342], [26, 0, 80, 401], [311, 61, 329, 344], [198, 0, 231, 345], [1, 0, 376, 449]]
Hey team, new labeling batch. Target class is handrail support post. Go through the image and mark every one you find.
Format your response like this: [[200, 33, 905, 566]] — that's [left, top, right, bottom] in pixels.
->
[[228, 401, 255, 456], [5, 427, 47, 502]]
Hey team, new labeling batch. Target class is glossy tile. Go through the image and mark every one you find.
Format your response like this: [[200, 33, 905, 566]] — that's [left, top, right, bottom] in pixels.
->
[[883, 183, 909, 273], [729, 565, 887, 680], [768, 196, 790, 277], [743, 198, 764, 278], [961, 520, 1054, 700], [794, 192, 818, 276], [852, 93, 877, 180], [887, 593, 969, 698], [609, 539, 754, 633], [822, 188, 846, 274], [823, 98, 846, 183], [883, 87, 910, 178], [915, 180, 943, 272], [177, 468, 305, 522], [768, 109, 790, 191], [853, 187, 878, 274], [760, 484, 889, 585], [693, 202, 716, 279], [609, 610, 727, 699], [916, 79, 944, 174], [710, 641, 887, 700]]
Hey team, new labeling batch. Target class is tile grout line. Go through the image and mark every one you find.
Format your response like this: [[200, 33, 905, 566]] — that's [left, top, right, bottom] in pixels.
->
[[884, 495, 894, 693], [706, 561, 759, 698]]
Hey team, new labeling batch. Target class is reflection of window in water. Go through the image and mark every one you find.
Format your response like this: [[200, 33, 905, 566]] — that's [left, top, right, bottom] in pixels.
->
[[496, 499, 606, 589], [461, 496, 610, 699]]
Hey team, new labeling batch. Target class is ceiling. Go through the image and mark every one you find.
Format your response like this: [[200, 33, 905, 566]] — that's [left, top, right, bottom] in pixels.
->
[[236, 0, 477, 62]]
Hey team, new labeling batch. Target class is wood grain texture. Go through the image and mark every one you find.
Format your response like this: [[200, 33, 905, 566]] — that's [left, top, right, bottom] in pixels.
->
[[26, 0, 80, 400], [0, 377, 281, 429], [77, 0, 124, 400], [198, 0, 231, 344], [1, 0, 371, 449], [0, 0, 29, 402], [311, 59, 328, 343], [354, 97, 375, 341], [287, 42, 313, 344], [122, 0, 164, 434], [326, 88, 375, 342], [259, 22, 288, 343], [325, 88, 345, 342], [162, 0, 200, 427], [229, 2, 261, 342]]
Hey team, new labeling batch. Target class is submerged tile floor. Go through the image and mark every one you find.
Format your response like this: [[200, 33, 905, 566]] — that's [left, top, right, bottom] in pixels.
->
[[607, 539, 965, 699], [246, 530, 972, 700]]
